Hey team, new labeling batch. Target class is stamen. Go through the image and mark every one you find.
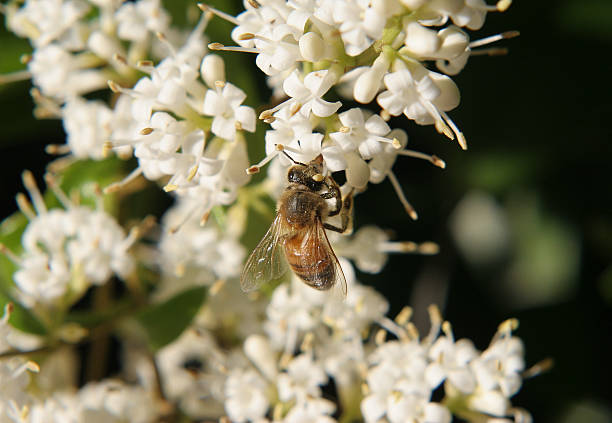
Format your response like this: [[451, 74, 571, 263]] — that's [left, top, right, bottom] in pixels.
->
[[207, 43, 259, 54], [246, 0, 261, 8], [469, 30, 520, 49], [387, 171, 418, 220], [210, 279, 226, 296], [497, 0, 512, 12], [140, 127, 154, 135], [156, 32, 177, 57], [398, 149, 446, 168], [374, 328, 387, 345], [104, 167, 143, 194], [22, 170, 46, 214], [394, 306, 413, 326], [200, 210, 211, 226], [45, 144, 71, 155], [0, 243, 22, 266], [440, 111, 467, 150], [163, 184, 178, 192], [423, 304, 442, 345], [377, 317, 410, 341], [112, 53, 128, 66], [16, 193, 36, 220], [441, 321, 454, 342], [470, 47, 508, 56], [197, 3, 240, 25], [379, 240, 438, 254], [44, 173, 73, 209], [522, 357, 554, 379], [0, 70, 32, 84]]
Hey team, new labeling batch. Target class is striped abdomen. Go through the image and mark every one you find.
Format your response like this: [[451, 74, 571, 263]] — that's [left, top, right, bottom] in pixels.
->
[[283, 230, 335, 290]]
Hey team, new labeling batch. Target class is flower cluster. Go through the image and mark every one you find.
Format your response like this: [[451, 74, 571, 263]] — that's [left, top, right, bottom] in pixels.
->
[[0, 1, 536, 423], [205, 0, 515, 215], [1, 172, 136, 310]]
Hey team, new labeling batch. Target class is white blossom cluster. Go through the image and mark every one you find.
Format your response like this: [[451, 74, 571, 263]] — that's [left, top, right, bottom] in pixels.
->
[[0, 1, 536, 423], [204, 0, 515, 215], [1, 172, 135, 310], [125, 260, 532, 423], [2, 0, 256, 220]]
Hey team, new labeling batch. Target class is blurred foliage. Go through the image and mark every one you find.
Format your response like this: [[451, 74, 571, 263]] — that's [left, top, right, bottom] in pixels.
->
[[0, 0, 610, 421], [136, 286, 207, 351]]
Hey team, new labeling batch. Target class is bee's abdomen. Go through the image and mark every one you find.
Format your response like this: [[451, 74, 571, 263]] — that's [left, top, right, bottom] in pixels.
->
[[283, 234, 335, 290]]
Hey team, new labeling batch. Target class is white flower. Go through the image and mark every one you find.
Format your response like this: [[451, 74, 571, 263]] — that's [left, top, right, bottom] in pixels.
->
[[254, 24, 302, 75], [361, 340, 449, 423], [62, 97, 113, 160], [115, 0, 170, 42], [377, 67, 459, 128], [11, 175, 135, 306], [283, 398, 337, 423], [329, 108, 393, 159], [282, 69, 341, 118], [264, 106, 313, 158], [28, 44, 107, 99], [426, 336, 478, 394], [6, 0, 91, 48], [156, 328, 227, 417], [202, 82, 256, 140], [78, 380, 159, 423], [471, 335, 525, 397], [317, 0, 386, 56], [277, 353, 327, 402], [156, 198, 246, 297], [225, 369, 270, 423]]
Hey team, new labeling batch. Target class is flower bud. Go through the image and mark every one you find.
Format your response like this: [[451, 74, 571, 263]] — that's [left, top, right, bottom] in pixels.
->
[[404, 22, 440, 57], [88, 31, 124, 61], [200, 54, 225, 88], [299, 32, 325, 62], [353, 55, 389, 104], [244, 335, 277, 380]]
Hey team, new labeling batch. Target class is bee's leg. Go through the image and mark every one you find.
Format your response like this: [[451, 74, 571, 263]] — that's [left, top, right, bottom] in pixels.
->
[[324, 189, 354, 233], [321, 177, 342, 217]]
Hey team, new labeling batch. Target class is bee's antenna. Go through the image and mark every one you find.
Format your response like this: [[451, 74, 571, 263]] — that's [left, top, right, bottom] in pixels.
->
[[277, 145, 306, 166]]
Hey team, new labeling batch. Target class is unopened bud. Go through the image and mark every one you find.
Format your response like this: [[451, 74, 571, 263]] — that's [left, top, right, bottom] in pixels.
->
[[299, 32, 325, 62], [201, 54, 226, 88]]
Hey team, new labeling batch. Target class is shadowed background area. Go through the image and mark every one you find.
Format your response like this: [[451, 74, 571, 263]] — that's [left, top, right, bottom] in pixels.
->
[[0, 1, 610, 422]]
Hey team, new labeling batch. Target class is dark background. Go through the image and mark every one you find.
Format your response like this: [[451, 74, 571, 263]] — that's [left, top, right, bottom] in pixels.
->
[[1, 1, 610, 421]]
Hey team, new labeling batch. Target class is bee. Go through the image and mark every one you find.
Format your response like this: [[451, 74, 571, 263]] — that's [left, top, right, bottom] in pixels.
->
[[241, 153, 353, 296]]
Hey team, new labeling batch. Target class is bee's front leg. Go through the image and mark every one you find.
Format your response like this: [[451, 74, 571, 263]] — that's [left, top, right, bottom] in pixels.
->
[[323, 189, 354, 233]]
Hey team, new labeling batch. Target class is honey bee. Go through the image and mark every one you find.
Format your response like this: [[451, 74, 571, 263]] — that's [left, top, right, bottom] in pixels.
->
[[241, 154, 353, 295]]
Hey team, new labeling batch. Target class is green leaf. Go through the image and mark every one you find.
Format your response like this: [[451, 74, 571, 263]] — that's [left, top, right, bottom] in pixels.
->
[[0, 294, 47, 335], [135, 286, 207, 351]]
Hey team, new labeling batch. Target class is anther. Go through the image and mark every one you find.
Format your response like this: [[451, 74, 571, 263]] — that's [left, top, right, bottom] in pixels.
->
[[187, 165, 199, 181], [339, 126, 350, 133], [246, 0, 261, 8], [395, 306, 413, 326], [210, 279, 226, 296], [107, 80, 121, 93], [163, 184, 178, 192], [246, 165, 260, 175], [113, 53, 128, 65], [137, 60, 154, 68], [238, 33, 255, 41], [497, 0, 512, 12], [19, 54, 32, 64], [208, 42, 224, 50], [214, 80, 225, 88], [140, 127, 154, 135], [418, 241, 439, 255], [263, 116, 275, 124], [391, 138, 401, 149], [259, 109, 273, 120]]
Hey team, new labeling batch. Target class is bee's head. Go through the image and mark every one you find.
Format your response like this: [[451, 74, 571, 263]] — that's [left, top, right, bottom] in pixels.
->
[[287, 155, 325, 191]]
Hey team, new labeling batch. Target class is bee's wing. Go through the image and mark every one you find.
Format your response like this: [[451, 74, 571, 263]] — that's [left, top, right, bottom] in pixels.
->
[[300, 218, 347, 297], [240, 214, 289, 292]]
